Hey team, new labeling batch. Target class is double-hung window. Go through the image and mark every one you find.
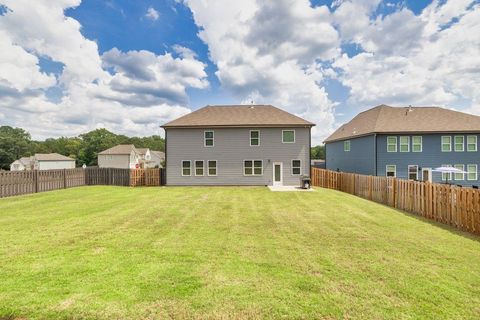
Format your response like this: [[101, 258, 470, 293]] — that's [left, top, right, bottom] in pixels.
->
[[467, 164, 478, 181], [195, 160, 204, 176], [441, 164, 452, 181], [412, 136, 422, 152], [454, 136, 464, 152], [282, 130, 295, 143], [182, 160, 191, 176], [441, 136, 451, 152], [387, 136, 397, 152], [467, 136, 477, 152], [454, 164, 464, 180], [208, 160, 217, 176], [400, 136, 410, 152], [244, 160, 263, 176], [386, 165, 396, 177], [408, 165, 418, 180], [344, 140, 351, 152], [250, 130, 260, 146], [204, 131, 214, 147], [292, 160, 301, 175]]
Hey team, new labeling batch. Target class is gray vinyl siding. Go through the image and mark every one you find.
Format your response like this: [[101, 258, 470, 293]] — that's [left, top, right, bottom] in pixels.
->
[[325, 135, 375, 175], [377, 133, 480, 187], [98, 153, 133, 168], [166, 127, 310, 186]]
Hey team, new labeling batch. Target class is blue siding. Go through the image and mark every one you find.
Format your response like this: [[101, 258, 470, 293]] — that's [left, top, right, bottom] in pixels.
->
[[377, 133, 480, 187], [326, 135, 375, 175]]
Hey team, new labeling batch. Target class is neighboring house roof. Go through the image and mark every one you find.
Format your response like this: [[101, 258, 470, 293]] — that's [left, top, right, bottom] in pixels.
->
[[151, 151, 165, 159], [161, 105, 315, 128], [19, 157, 32, 166], [98, 144, 138, 155], [34, 153, 75, 161], [325, 105, 480, 143], [136, 148, 149, 156]]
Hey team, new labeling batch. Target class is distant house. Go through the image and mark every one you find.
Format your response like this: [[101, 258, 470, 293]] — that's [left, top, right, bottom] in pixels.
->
[[11, 153, 75, 171], [161, 104, 315, 186], [324, 105, 480, 186], [150, 151, 165, 168], [10, 157, 33, 171], [311, 159, 326, 169], [98, 144, 140, 169]]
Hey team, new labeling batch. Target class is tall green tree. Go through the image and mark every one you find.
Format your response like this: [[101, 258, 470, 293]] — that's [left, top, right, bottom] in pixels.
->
[[79, 129, 128, 166], [310, 145, 325, 160], [0, 126, 33, 170]]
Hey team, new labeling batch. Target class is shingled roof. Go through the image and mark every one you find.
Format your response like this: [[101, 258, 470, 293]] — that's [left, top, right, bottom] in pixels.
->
[[34, 153, 75, 161], [162, 105, 315, 128], [98, 144, 138, 155], [325, 105, 480, 143]]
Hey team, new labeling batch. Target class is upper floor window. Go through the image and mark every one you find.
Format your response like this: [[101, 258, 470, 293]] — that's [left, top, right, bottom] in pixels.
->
[[344, 140, 351, 152], [412, 136, 422, 152], [250, 130, 260, 146], [182, 160, 191, 176], [386, 165, 396, 177], [441, 136, 451, 152], [454, 136, 464, 152], [387, 136, 397, 152], [467, 135, 477, 152], [467, 164, 478, 181], [204, 131, 214, 147], [244, 160, 263, 176], [400, 136, 410, 152], [292, 160, 301, 175], [282, 130, 295, 143]]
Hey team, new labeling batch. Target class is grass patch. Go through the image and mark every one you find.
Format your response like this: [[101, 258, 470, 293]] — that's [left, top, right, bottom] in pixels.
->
[[1, 186, 479, 319]]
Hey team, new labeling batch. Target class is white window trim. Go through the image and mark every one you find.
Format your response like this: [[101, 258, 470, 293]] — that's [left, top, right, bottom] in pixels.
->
[[408, 165, 418, 180], [467, 164, 478, 181], [207, 160, 217, 177], [467, 135, 477, 152], [194, 160, 204, 176], [204, 130, 214, 147], [441, 164, 452, 181], [441, 136, 452, 152], [291, 159, 302, 175], [412, 136, 422, 152], [454, 164, 464, 181], [181, 160, 191, 177], [387, 136, 397, 153], [243, 159, 263, 176], [282, 130, 295, 143], [400, 136, 410, 152], [249, 130, 260, 147], [344, 140, 351, 152], [454, 135, 464, 152], [386, 165, 396, 177]]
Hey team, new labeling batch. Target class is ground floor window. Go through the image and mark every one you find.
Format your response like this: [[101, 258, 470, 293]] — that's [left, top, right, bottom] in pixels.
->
[[408, 165, 418, 180], [441, 164, 452, 181], [182, 160, 191, 176], [454, 164, 464, 180], [467, 164, 478, 181], [292, 160, 301, 175], [208, 160, 217, 176], [195, 160, 204, 176], [244, 160, 263, 176], [386, 165, 396, 177]]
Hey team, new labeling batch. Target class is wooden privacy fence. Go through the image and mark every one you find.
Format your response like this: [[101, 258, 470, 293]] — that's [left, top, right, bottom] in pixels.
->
[[0, 167, 164, 198], [311, 168, 480, 235]]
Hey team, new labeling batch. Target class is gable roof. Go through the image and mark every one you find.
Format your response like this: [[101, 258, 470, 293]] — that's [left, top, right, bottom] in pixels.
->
[[161, 105, 315, 128], [325, 105, 480, 143], [151, 151, 165, 158], [136, 148, 149, 155], [98, 144, 138, 155], [34, 153, 75, 161]]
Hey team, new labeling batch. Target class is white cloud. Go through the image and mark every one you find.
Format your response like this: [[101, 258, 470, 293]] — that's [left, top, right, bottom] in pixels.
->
[[145, 6, 159, 21], [0, 0, 208, 139]]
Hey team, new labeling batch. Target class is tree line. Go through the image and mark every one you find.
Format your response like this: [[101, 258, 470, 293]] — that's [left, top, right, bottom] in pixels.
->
[[0, 126, 165, 170]]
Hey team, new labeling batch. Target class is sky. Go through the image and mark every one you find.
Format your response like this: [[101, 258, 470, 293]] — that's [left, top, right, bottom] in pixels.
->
[[0, 0, 479, 144]]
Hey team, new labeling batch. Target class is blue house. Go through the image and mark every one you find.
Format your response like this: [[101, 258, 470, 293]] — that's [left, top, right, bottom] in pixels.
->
[[324, 105, 480, 187]]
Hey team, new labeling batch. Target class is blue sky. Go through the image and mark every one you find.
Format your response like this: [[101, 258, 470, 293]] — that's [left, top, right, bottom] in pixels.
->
[[0, 0, 479, 143]]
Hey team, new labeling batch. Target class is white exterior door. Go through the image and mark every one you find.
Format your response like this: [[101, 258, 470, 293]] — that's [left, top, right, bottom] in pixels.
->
[[273, 162, 283, 186]]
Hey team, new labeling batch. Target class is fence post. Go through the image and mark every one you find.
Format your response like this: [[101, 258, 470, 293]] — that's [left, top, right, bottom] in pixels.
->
[[34, 170, 38, 193], [63, 169, 67, 189], [392, 178, 397, 208]]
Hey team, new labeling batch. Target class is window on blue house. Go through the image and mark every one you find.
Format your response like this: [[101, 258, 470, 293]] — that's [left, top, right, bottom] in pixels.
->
[[454, 164, 464, 180], [412, 136, 422, 152], [441, 136, 451, 152], [344, 140, 350, 152], [467, 136, 477, 152], [400, 136, 410, 152], [454, 136, 464, 152], [441, 164, 452, 181], [467, 164, 478, 181], [386, 165, 396, 177], [387, 136, 397, 152]]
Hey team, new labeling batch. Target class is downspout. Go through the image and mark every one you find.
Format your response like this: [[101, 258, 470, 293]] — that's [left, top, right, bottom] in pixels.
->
[[374, 133, 377, 176]]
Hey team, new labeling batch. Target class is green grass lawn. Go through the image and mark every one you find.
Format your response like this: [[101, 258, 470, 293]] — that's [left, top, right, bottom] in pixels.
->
[[1, 186, 480, 319]]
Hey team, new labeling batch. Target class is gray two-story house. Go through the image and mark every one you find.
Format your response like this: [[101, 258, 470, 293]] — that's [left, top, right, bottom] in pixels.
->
[[325, 105, 480, 187], [161, 105, 315, 186]]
